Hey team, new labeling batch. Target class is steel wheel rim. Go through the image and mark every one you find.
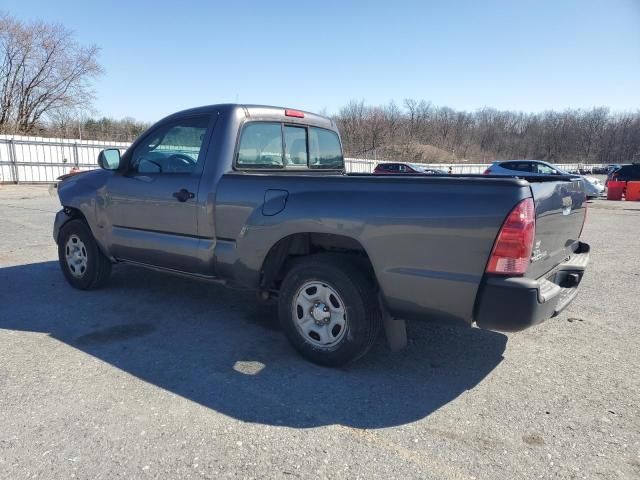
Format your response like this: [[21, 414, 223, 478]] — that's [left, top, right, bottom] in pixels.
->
[[292, 281, 348, 349], [65, 234, 88, 278]]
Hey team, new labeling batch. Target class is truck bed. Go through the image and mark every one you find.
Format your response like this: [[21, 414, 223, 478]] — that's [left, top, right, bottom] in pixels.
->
[[214, 172, 586, 326]]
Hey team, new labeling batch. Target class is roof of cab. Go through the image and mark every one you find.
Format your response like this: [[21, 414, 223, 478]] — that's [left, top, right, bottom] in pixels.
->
[[163, 103, 336, 130]]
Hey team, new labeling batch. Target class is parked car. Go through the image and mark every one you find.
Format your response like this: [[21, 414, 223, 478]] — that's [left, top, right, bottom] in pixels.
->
[[581, 176, 606, 197], [607, 164, 622, 175], [374, 162, 448, 175], [54, 104, 590, 366], [606, 163, 640, 184], [484, 160, 604, 198]]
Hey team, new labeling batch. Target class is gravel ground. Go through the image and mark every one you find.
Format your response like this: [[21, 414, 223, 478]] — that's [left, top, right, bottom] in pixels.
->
[[0, 185, 638, 480]]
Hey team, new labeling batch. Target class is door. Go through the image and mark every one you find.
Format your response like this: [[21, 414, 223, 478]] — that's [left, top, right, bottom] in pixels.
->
[[104, 115, 212, 272]]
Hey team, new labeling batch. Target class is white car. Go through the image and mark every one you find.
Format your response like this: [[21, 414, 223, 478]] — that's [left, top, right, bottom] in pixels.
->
[[581, 176, 605, 197], [484, 160, 605, 198]]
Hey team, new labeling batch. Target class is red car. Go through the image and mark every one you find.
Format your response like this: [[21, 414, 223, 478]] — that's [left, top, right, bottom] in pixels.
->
[[374, 162, 448, 174]]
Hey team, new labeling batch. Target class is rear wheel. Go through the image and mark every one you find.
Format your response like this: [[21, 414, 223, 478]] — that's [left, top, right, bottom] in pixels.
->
[[278, 254, 381, 367], [58, 219, 112, 290]]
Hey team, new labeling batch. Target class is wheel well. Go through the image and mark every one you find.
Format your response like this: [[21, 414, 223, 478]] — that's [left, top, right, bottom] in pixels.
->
[[57, 206, 91, 243], [63, 206, 88, 223], [60, 206, 113, 260], [260, 233, 376, 293]]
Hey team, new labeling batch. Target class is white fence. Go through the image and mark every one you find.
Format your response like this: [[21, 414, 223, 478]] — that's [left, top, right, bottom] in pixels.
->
[[0, 134, 607, 183], [0, 135, 129, 183]]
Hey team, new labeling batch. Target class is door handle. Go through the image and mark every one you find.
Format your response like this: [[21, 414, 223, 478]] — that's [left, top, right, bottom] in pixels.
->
[[173, 189, 195, 202]]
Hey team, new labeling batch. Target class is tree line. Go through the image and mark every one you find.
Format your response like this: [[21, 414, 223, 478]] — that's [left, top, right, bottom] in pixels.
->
[[336, 100, 640, 165], [38, 103, 640, 164]]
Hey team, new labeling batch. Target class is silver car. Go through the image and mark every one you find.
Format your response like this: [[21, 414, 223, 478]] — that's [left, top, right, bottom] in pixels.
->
[[484, 160, 605, 198]]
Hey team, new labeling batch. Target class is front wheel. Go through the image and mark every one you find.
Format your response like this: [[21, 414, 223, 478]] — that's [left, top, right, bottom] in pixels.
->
[[58, 219, 112, 290], [278, 254, 382, 367]]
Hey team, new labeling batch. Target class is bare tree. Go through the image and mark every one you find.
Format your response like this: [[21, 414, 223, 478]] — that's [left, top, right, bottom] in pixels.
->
[[0, 12, 102, 134], [577, 107, 609, 161], [335, 99, 640, 164], [336, 100, 368, 156], [383, 101, 401, 144]]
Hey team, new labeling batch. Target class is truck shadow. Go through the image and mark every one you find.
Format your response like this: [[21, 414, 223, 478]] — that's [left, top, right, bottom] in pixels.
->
[[0, 261, 507, 429]]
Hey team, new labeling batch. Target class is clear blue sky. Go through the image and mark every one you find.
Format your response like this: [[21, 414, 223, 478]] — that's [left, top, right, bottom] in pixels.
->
[[4, 0, 640, 121]]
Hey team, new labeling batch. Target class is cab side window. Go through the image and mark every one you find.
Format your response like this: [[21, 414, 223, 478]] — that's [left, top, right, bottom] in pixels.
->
[[505, 162, 532, 173], [130, 116, 210, 174]]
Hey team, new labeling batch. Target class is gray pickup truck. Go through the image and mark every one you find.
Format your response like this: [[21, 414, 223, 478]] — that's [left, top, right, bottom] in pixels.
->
[[54, 104, 590, 366]]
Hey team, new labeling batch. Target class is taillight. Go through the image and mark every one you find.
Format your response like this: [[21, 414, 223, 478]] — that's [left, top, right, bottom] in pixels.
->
[[483, 168, 491, 175], [285, 109, 305, 118], [486, 198, 536, 275]]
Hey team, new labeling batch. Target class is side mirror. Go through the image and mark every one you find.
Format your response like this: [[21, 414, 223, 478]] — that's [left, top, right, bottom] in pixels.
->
[[98, 149, 122, 171]]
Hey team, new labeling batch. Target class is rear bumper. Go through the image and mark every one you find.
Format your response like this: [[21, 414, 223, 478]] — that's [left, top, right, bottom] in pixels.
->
[[474, 242, 590, 332]]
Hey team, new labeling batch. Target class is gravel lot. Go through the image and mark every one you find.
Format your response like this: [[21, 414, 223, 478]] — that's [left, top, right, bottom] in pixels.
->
[[0, 185, 638, 480]]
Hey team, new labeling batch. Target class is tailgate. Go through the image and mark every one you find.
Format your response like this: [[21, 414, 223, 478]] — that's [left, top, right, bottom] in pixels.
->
[[527, 178, 586, 279]]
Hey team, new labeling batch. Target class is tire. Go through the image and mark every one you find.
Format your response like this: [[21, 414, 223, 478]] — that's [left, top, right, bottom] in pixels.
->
[[58, 219, 112, 290], [278, 253, 382, 367]]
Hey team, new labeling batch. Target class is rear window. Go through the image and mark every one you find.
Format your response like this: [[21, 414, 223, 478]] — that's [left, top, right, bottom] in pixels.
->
[[309, 127, 343, 169], [284, 126, 308, 167], [237, 122, 343, 170], [237, 122, 283, 168]]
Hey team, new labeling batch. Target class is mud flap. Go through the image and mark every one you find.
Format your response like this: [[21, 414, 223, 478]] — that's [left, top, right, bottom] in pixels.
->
[[380, 302, 407, 351]]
